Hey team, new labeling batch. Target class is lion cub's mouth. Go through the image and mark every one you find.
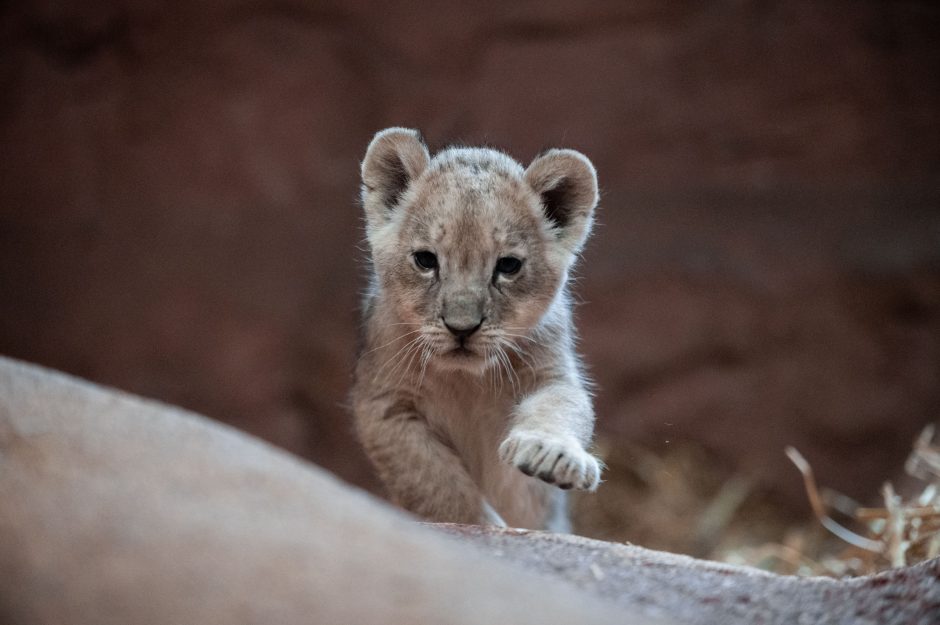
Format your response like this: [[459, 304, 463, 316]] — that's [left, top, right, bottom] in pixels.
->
[[447, 345, 477, 358]]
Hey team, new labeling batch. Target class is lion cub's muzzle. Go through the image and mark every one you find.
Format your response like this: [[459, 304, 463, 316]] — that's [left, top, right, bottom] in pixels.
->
[[443, 318, 483, 341], [441, 291, 486, 350]]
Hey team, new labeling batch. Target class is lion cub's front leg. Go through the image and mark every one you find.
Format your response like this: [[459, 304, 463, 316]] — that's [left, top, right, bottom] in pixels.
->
[[355, 395, 501, 525], [498, 381, 602, 491]]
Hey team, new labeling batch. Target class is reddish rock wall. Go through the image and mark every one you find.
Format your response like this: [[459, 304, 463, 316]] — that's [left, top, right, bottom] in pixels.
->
[[1, 1, 938, 514]]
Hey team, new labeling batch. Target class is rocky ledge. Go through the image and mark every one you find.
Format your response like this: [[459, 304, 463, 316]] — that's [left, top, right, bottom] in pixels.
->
[[439, 524, 940, 625], [1, 355, 937, 625]]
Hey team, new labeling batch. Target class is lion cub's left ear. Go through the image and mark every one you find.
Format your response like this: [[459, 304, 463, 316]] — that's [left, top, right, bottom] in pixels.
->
[[360, 128, 431, 234], [524, 149, 598, 254]]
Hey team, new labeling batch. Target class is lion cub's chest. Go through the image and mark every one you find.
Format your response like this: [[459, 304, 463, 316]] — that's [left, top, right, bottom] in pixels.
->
[[417, 375, 516, 483]]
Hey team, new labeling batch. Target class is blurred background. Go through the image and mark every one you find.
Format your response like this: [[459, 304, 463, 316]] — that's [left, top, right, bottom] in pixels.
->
[[1, 1, 938, 561]]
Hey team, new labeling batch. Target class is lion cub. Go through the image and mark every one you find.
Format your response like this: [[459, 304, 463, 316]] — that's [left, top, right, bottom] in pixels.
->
[[351, 128, 602, 532]]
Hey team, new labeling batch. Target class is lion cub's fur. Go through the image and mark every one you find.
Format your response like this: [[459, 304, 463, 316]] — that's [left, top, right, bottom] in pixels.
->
[[352, 128, 602, 531]]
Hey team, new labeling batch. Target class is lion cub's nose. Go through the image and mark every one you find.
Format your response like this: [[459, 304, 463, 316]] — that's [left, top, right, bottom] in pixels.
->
[[443, 318, 483, 340]]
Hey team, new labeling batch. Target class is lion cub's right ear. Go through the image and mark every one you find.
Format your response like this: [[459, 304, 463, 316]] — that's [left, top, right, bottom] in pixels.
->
[[524, 149, 599, 255], [360, 128, 430, 233]]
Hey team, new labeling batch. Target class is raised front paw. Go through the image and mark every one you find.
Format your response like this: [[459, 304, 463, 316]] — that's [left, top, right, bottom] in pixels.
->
[[498, 430, 601, 491]]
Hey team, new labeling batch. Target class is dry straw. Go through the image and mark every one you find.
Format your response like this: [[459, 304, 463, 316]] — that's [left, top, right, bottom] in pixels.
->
[[782, 424, 940, 575]]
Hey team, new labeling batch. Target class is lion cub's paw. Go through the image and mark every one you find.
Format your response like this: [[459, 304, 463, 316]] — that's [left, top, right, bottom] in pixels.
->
[[498, 430, 601, 491]]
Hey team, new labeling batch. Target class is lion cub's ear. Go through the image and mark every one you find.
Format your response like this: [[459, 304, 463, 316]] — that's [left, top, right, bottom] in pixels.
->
[[360, 128, 430, 232], [524, 149, 598, 254]]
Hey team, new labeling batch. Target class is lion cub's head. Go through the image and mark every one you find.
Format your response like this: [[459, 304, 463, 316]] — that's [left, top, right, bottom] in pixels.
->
[[360, 128, 598, 373]]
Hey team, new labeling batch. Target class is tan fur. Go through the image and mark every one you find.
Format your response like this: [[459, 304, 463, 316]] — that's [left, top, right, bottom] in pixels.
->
[[352, 128, 602, 531]]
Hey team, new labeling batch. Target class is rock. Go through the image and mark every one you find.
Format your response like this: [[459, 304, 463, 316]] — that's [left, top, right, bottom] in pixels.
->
[[439, 524, 940, 625], [2, 355, 938, 625], [0, 355, 644, 625]]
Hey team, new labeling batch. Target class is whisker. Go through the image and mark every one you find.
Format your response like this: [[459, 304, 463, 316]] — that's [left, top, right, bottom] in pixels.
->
[[487, 344, 503, 393], [391, 337, 426, 388], [505, 346, 522, 393], [417, 337, 434, 388], [374, 343, 414, 379], [505, 348, 520, 394], [375, 335, 424, 381], [497, 332, 538, 344], [497, 336, 538, 377], [492, 343, 518, 395], [360, 329, 425, 356]]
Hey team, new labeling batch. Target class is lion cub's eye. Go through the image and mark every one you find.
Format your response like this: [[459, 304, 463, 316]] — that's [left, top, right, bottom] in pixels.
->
[[413, 251, 439, 271], [495, 256, 523, 276]]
